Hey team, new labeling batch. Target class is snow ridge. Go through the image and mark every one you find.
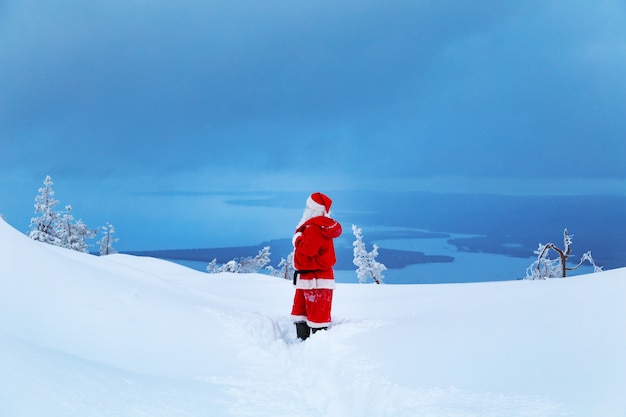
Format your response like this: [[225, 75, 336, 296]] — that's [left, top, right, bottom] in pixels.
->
[[1, 218, 625, 417]]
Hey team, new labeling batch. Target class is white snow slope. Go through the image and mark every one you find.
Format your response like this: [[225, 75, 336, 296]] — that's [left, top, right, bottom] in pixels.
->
[[1, 217, 625, 417]]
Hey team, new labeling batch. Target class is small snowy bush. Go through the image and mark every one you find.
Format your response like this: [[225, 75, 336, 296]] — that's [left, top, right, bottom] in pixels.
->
[[208, 246, 272, 274], [525, 228, 603, 280]]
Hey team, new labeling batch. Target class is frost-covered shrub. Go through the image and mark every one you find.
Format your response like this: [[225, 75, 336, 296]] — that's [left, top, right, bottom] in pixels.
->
[[525, 229, 603, 280], [208, 246, 272, 274], [221, 260, 240, 273], [206, 258, 220, 273]]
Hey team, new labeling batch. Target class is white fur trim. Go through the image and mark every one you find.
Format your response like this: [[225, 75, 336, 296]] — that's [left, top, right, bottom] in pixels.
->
[[307, 320, 331, 328], [292, 231, 302, 247], [291, 315, 307, 322], [295, 277, 335, 290]]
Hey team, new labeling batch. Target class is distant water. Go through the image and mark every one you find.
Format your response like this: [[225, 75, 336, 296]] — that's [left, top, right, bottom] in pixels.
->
[[135, 192, 625, 284], [337, 227, 596, 284]]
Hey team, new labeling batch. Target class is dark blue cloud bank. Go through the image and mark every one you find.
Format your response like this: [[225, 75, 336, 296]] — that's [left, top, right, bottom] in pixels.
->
[[2, 0, 625, 183], [1, 0, 625, 281]]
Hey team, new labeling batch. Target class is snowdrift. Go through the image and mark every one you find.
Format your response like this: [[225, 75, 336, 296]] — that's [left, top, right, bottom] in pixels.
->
[[1, 218, 625, 417]]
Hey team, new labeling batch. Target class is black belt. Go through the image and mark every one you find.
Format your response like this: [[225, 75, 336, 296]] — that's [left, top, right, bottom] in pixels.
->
[[293, 269, 318, 285]]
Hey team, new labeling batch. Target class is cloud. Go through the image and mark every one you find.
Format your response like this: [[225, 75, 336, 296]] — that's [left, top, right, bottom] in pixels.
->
[[1, 0, 625, 187]]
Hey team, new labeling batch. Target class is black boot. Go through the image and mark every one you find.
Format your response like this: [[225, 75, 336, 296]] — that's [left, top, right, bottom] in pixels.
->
[[295, 321, 311, 340], [311, 327, 328, 334]]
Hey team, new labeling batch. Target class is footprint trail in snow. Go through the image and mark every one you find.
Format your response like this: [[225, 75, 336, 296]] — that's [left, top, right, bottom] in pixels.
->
[[201, 310, 559, 417]]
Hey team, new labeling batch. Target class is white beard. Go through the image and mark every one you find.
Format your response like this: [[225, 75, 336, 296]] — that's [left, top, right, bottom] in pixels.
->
[[296, 206, 327, 229]]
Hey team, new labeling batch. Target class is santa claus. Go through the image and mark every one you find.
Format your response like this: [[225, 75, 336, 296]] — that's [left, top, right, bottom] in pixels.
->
[[291, 192, 343, 340]]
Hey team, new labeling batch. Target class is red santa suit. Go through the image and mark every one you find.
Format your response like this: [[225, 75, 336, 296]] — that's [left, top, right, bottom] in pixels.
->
[[291, 192, 342, 331]]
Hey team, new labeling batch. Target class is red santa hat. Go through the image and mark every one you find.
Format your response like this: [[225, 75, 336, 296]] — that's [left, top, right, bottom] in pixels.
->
[[307, 192, 332, 215]]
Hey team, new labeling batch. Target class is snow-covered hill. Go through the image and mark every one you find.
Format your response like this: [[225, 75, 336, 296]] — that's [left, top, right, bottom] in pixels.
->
[[1, 218, 625, 417]]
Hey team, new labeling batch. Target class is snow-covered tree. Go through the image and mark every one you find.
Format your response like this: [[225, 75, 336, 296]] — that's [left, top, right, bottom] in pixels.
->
[[29, 176, 99, 253], [268, 252, 295, 279], [29, 175, 61, 245], [55, 205, 97, 253], [525, 228, 603, 280], [97, 223, 119, 255], [238, 246, 271, 273], [74, 219, 97, 253], [56, 205, 78, 250], [352, 224, 386, 284]]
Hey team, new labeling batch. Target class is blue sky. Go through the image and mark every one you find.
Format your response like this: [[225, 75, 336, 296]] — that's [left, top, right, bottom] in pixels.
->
[[1, 0, 625, 250]]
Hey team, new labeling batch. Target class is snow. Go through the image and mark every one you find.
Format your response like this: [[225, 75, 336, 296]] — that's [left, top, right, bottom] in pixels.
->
[[1, 217, 625, 417]]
